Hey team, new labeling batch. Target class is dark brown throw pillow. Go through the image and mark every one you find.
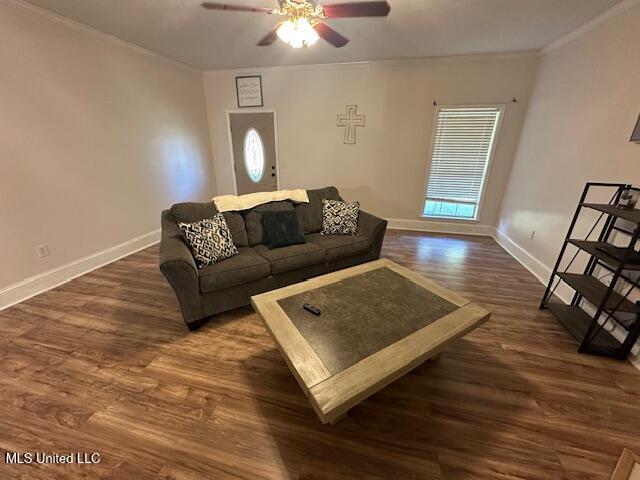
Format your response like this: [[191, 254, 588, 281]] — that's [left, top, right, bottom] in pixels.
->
[[244, 201, 294, 246], [261, 210, 306, 249]]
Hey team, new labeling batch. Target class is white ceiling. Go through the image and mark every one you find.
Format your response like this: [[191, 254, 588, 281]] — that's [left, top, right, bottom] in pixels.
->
[[24, 0, 621, 70]]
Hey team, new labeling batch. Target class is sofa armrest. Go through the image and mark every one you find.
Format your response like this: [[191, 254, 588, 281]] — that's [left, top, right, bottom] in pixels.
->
[[358, 210, 388, 258], [159, 210, 203, 326]]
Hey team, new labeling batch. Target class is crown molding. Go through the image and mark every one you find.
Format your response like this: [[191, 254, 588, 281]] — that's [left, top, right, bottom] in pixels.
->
[[204, 50, 540, 75], [542, 0, 640, 54], [9, 0, 201, 73]]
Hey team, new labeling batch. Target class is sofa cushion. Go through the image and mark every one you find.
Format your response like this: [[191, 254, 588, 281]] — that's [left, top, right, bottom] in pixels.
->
[[170, 201, 248, 247], [244, 201, 294, 246], [295, 186, 340, 234], [253, 242, 326, 275], [222, 212, 249, 247], [199, 247, 270, 292], [171, 201, 217, 224], [306, 233, 370, 262]]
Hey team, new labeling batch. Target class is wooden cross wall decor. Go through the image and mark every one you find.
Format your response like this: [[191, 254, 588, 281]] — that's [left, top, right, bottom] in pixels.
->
[[337, 105, 365, 144]]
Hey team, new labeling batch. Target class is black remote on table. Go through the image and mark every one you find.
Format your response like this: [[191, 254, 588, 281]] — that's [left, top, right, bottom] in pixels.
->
[[303, 303, 321, 316]]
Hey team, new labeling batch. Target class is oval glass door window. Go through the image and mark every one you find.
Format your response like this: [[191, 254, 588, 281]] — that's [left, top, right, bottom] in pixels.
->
[[243, 128, 265, 183]]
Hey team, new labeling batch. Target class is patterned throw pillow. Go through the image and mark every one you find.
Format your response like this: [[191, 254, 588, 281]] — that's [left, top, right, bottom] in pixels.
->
[[178, 214, 238, 268], [321, 199, 360, 235]]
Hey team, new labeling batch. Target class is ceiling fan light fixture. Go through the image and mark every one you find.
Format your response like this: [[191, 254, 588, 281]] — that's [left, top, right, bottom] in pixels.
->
[[276, 17, 319, 48]]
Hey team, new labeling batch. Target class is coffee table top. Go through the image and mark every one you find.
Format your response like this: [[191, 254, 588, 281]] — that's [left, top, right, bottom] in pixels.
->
[[251, 258, 490, 424]]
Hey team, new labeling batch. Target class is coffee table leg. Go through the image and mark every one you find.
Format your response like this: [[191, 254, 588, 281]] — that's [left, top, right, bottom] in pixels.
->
[[329, 412, 347, 426]]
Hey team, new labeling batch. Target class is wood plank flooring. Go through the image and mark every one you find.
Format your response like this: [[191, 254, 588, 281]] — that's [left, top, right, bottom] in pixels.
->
[[1, 230, 639, 479]]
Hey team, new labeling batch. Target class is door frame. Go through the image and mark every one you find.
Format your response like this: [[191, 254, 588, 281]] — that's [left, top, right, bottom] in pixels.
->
[[226, 109, 280, 195]]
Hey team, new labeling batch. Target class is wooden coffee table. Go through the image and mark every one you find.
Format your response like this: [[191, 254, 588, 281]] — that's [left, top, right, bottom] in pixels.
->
[[251, 258, 490, 425]]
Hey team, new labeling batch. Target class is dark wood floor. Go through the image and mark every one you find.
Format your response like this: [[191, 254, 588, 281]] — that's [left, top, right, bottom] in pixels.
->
[[1, 230, 639, 479]]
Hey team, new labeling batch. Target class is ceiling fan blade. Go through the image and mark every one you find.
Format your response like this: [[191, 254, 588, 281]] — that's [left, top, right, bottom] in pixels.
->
[[257, 23, 283, 46], [313, 22, 349, 48], [201, 2, 274, 13], [322, 1, 390, 18]]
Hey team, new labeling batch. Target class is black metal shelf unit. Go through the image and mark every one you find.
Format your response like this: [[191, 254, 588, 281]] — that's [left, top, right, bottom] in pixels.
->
[[540, 182, 640, 359]]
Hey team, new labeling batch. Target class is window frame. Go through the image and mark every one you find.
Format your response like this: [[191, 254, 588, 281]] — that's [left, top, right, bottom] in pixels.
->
[[243, 127, 266, 183], [420, 103, 505, 222]]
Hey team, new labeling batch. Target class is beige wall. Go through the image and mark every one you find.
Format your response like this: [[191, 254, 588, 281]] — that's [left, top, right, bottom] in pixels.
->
[[498, 5, 640, 270], [203, 54, 538, 228], [0, 1, 215, 290], [496, 5, 640, 359]]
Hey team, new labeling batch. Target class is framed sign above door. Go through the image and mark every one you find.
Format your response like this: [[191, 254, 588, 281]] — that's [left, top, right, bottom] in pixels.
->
[[236, 76, 263, 108]]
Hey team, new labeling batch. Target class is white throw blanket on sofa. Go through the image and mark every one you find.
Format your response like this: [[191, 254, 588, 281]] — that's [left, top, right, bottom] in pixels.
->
[[213, 189, 309, 213]]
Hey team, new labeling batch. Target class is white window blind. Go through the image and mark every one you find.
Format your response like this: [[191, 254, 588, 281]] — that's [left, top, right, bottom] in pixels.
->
[[423, 106, 502, 220]]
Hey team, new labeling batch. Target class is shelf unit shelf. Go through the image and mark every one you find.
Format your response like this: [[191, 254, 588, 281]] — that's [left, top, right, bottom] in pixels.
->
[[567, 239, 640, 272], [556, 272, 640, 313], [540, 183, 640, 360], [547, 302, 621, 357], [582, 203, 640, 224]]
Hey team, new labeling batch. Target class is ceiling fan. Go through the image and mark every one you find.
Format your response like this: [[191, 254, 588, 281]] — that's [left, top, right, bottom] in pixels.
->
[[201, 0, 391, 49]]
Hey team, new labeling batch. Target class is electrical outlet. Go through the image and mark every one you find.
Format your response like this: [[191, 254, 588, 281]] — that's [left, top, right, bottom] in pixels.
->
[[35, 244, 49, 259], [529, 230, 536, 240]]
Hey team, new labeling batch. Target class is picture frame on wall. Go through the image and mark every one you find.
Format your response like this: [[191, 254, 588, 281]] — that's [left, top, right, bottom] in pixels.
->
[[631, 114, 640, 142], [236, 75, 263, 108]]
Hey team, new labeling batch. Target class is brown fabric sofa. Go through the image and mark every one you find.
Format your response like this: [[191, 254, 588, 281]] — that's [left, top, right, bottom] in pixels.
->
[[159, 186, 387, 330]]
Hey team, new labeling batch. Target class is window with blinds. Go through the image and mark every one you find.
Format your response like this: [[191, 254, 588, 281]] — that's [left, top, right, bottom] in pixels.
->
[[423, 106, 503, 220]]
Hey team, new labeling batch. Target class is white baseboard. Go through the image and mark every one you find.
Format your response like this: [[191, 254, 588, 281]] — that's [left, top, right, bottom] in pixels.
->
[[492, 227, 640, 367], [387, 218, 495, 236], [493, 227, 585, 312], [492, 228, 553, 286], [0, 229, 161, 311]]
